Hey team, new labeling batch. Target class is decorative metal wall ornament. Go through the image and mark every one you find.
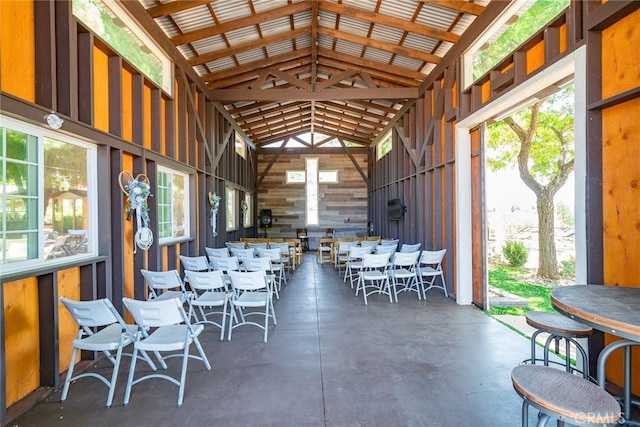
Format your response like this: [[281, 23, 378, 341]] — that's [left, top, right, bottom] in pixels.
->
[[240, 200, 248, 227], [119, 171, 153, 253], [209, 191, 221, 236]]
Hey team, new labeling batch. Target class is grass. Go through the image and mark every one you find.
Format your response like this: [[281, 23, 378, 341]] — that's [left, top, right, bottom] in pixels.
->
[[487, 265, 555, 316]]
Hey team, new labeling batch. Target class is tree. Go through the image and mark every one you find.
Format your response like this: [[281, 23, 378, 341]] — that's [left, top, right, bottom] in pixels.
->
[[487, 86, 574, 278]]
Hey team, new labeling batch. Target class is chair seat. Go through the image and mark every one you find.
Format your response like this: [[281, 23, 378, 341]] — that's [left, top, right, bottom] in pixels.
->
[[234, 291, 270, 307], [72, 324, 137, 351], [192, 291, 227, 306], [135, 324, 204, 352], [525, 311, 593, 336], [360, 271, 387, 281], [389, 268, 415, 279], [152, 290, 191, 304]]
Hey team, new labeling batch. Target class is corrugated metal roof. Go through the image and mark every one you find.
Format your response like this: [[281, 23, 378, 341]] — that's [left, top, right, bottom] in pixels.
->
[[136, 0, 497, 147]]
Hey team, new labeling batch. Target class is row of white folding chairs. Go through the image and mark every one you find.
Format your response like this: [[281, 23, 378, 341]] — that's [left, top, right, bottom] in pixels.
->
[[347, 248, 447, 305], [339, 242, 420, 280]]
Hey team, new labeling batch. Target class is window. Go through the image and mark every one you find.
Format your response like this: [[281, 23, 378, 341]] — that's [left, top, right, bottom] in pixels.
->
[[72, 0, 173, 95], [319, 170, 338, 183], [286, 171, 305, 183], [157, 167, 189, 242], [377, 130, 392, 160], [225, 186, 237, 231], [235, 132, 246, 159], [1, 116, 96, 273], [463, 0, 570, 87], [243, 193, 252, 227]]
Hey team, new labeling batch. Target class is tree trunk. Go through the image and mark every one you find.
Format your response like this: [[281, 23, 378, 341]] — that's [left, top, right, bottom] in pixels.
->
[[536, 191, 559, 279]]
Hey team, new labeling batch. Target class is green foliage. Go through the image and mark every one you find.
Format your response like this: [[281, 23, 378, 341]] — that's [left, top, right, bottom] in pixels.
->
[[559, 256, 575, 278], [556, 202, 574, 227], [487, 265, 555, 315], [473, 0, 570, 80], [502, 240, 528, 267], [487, 85, 575, 184]]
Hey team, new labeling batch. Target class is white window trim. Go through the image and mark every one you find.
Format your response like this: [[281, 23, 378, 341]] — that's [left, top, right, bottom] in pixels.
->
[[157, 166, 190, 245], [0, 115, 97, 276], [286, 170, 306, 183]]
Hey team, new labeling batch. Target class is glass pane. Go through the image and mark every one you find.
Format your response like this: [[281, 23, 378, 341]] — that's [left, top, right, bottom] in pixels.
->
[[306, 158, 318, 225], [43, 138, 89, 258], [5, 128, 37, 162], [157, 171, 171, 239], [172, 174, 185, 237]]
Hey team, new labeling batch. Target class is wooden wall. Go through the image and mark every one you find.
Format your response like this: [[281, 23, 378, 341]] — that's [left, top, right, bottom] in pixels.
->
[[257, 152, 368, 245]]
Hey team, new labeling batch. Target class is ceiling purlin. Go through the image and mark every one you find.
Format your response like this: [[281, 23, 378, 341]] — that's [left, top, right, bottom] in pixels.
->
[[323, 100, 390, 123], [318, 27, 441, 65], [170, 2, 310, 46], [386, 2, 424, 69], [189, 26, 311, 67], [310, 0, 319, 139], [318, 52, 422, 86], [320, 1, 460, 44], [314, 118, 374, 140], [315, 105, 384, 131], [249, 112, 312, 134], [242, 109, 311, 130], [228, 99, 300, 116], [233, 101, 309, 123], [203, 48, 312, 85], [218, 61, 312, 91], [419, 0, 486, 16], [146, 0, 213, 18]]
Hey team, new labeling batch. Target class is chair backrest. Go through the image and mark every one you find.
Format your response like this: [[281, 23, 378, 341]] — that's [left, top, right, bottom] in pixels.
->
[[60, 297, 123, 329], [228, 270, 268, 292], [243, 256, 273, 273], [359, 240, 378, 252], [381, 238, 399, 246], [226, 241, 246, 250], [362, 253, 391, 269], [257, 247, 282, 262], [392, 251, 420, 268], [247, 242, 268, 255], [419, 249, 447, 268], [184, 269, 227, 292], [319, 237, 333, 246], [400, 243, 422, 253], [230, 248, 255, 262], [210, 255, 240, 273], [338, 241, 358, 253], [348, 246, 371, 260], [269, 242, 290, 256], [179, 255, 210, 272], [376, 244, 398, 255], [140, 269, 186, 298], [205, 247, 230, 259], [123, 297, 188, 328]]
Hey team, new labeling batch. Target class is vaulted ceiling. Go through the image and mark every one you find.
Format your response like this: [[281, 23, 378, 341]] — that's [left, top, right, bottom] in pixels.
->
[[135, 0, 491, 151]]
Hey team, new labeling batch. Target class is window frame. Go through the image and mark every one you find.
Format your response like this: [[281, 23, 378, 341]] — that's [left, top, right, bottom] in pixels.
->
[[156, 166, 190, 244], [225, 186, 238, 231], [0, 115, 97, 276], [243, 192, 253, 228]]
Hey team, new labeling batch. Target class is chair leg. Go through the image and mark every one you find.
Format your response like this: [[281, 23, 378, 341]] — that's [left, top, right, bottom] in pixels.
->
[[123, 347, 139, 406], [106, 345, 125, 407], [177, 344, 190, 407], [60, 346, 79, 402]]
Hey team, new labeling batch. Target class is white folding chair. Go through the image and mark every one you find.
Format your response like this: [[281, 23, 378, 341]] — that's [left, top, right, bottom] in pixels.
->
[[400, 243, 422, 253], [140, 269, 191, 304], [243, 256, 280, 299], [225, 241, 246, 251], [389, 251, 421, 301], [247, 241, 268, 256], [257, 247, 287, 288], [355, 253, 392, 305], [269, 241, 293, 273], [376, 243, 398, 259], [227, 270, 277, 343], [343, 246, 371, 289], [418, 249, 448, 298], [205, 246, 230, 263], [359, 240, 378, 253], [122, 297, 211, 407], [184, 269, 229, 341], [230, 248, 255, 269], [179, 255, 210, 273], [59, 297, 158, 407], [335, 241, 358, 276]]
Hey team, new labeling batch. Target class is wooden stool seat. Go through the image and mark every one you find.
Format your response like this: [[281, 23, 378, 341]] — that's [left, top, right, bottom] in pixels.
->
[[526, 312, 593, 336], [524, 311, 592, 379], [512, 365, 621, 426]]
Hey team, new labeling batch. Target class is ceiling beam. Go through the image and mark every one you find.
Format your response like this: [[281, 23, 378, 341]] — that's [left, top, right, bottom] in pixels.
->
[[419, 0, 486, 16], [319, 1, 460, 44], [209, 86, 418, 102], [171, 2, 310, 45], [146, 0, 213, 18]]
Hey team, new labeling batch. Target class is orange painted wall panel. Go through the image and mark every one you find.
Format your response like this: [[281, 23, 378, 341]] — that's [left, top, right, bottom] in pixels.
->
[[3, 278, 40, 406], [0, 0, 35, 102], [559, 23, 567, 54], [526, 40, 545, 75], [57, 267, 81, 375], [602, 97, 640, 395], [122, 69, 133, 142], [93, 47, 109, 132], [601, 9, 640, 99], [123, 154, 135, 300]]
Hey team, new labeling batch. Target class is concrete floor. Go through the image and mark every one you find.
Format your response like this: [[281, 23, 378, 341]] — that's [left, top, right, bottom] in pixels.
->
[[9, 254, 536, 427]]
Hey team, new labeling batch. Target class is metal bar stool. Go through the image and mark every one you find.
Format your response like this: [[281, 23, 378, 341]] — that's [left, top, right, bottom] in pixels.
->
[[522, 311, 592, 379], [512, 364, 622, 427]]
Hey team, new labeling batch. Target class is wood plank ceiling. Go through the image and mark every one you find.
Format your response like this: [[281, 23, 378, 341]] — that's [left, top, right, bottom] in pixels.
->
[[136, 0, 489, 151]]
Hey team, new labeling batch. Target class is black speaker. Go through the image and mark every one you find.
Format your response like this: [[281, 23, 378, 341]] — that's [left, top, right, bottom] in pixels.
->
[[259, 209, 272, 228]]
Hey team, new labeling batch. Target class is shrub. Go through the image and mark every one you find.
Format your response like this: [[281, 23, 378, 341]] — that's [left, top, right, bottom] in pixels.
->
[[502, 240, 528, 267]]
